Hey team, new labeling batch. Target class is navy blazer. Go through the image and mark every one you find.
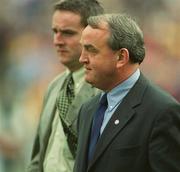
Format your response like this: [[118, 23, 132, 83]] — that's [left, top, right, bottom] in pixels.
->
[[74, 74, 180, 172]]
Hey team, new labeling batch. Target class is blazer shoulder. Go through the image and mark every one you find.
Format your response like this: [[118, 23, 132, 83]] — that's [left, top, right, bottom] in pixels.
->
[[47, 72, 66, 90], [138, 75, 180, 115], [146, 79, 178, 105], [44, 72, 66, 98]]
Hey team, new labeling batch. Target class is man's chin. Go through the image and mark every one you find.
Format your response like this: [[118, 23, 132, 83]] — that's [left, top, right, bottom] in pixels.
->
[[85, 76, 93, 85], [57, 51, 69, 59], [58, 57, 70, 65]]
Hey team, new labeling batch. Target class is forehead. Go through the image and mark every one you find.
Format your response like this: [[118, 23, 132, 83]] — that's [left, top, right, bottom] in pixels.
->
[[81, 23, 110, 45], [52, 10, 83, 28]]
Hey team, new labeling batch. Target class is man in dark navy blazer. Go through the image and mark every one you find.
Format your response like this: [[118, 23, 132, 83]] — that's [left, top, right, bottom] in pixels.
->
[[74, 13, 180, 172]]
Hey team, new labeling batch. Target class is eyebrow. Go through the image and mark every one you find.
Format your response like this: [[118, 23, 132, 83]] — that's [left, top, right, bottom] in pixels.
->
[[83, 44, 99, 53], [52, 27, 78, 34]]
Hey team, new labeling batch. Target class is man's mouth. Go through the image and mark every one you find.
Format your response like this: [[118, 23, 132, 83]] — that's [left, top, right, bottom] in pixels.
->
[[85, 66, 91, 72], [57, 49, 68, 53]]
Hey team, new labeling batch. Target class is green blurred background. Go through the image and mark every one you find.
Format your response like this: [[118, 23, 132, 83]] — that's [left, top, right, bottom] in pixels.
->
[[0, 0, 180, 171]]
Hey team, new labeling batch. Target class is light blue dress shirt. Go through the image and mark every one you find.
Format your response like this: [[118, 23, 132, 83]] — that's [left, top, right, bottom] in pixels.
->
[[100, 69, 140, 134]]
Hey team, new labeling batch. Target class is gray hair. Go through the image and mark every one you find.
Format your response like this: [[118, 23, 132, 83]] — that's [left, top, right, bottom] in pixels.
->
[[88, 13, 145, 64]]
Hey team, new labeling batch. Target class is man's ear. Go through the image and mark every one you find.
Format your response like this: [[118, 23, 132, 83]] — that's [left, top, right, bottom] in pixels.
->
[[116, 48, 129, 68]]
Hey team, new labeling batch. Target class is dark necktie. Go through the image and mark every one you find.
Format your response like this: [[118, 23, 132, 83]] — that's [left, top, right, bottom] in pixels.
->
[[56, 73, 77, 157], [88, 93, 108, 162], [57, 73, 75, 118]]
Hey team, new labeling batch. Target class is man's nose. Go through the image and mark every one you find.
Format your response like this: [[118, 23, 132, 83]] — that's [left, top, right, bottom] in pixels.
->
[[79, 50, 88, 64], [53, 32, 64, 45]]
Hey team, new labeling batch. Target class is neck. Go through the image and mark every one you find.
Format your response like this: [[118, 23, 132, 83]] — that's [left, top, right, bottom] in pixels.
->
[[68, 64, 83, 73], [103, 64, 139, 92]]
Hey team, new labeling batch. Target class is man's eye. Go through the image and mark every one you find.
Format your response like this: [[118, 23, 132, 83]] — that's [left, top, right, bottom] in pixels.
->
[[52, 28, 77, 36], [61, 31, 77, 36], [90, 49, 98, 53], [87, 47, 99, 53], [52, 28, 58, 34]]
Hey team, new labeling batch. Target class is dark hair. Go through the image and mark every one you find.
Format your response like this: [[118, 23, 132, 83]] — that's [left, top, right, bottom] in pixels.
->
[[53, 0, 104, 27], [88, 13, 145, 64]]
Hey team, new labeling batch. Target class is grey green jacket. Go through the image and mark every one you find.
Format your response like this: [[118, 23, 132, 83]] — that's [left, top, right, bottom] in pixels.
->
[[27, 71, 99, 172]]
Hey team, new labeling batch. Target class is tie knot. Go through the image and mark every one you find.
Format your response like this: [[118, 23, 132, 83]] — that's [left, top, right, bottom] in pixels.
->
[[66, 73, 75, 102], [66, 72, 73, 84], [66, 73, 74, 89], [99, 93, 107, 106]]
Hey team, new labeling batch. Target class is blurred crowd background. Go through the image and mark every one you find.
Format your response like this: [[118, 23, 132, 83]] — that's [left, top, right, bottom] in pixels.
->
[[0, 0, 180, 171]]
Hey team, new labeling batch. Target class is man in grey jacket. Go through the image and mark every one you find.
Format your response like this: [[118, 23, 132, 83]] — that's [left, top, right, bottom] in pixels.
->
[[27, 0, 104, 172]]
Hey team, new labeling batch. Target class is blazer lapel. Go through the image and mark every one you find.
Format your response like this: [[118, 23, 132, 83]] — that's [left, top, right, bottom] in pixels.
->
[[39, 73, 67, 160], [65, 83, 100, 135], [79, 95, 101, 172], [88, 100, 135, 169], [83, 94, 101, 143], [88, 74, 148, 169], [40, 74, 66, 137]]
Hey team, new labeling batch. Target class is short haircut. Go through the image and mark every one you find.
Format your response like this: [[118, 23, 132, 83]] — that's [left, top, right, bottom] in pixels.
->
[[53, 0, 104, 27], [88, 13, 145, 64]]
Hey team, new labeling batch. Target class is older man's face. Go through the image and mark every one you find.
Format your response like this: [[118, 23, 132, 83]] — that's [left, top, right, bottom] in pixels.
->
[[79, 23, 119, 91]]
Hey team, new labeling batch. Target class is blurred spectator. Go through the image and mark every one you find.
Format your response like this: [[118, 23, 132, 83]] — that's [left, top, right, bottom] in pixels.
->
[[0, 20, 22, 172]]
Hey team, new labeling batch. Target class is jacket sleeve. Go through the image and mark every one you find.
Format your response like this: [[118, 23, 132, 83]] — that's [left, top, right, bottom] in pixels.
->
[[149, 103, 180, 172], [26, 128, 41, 172]]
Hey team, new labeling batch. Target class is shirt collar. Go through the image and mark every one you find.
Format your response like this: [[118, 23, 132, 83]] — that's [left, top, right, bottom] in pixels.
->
[[65, 67, 85, 92], [101, 69, 140, 111]]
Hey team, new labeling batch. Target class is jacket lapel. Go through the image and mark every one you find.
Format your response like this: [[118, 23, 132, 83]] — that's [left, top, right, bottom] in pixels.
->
[[79, 95, 101, 172], [40, 74, 66, 138], [65, 82, 100, 135], [88, 74, 148, 169], [39, 73, 67, 162], [89, 100, 135, 168]]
